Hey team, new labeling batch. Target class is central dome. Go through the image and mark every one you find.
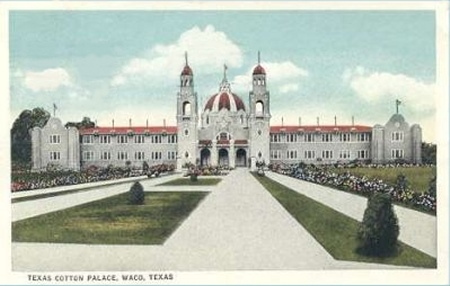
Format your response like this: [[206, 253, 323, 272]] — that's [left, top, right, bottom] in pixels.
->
[[204, 91, 246, 112]]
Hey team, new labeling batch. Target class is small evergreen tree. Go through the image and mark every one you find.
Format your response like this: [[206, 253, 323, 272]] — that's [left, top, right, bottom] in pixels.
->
[[358, 193, 399, 256], [395, 174, 408, 194], [128, 182, 145, 205]]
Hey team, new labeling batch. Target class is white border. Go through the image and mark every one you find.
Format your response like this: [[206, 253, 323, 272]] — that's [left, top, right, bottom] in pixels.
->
[[1, 1, 448, 285]]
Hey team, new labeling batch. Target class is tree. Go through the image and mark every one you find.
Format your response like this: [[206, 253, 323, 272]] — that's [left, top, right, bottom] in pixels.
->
[[65, 116, 95, 129], [421, 142, 436, 165], [395, 174, 408, 195], [358, 193, 399, 257], [128, 182, 145, 205], [10, 107, 51, 164]]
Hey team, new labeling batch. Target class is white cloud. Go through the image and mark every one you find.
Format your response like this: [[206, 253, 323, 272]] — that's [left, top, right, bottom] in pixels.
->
[[112, 25, 243, 87], [232, 61, 309, 94], [344, 66, 435, 113], [23, 68, 72, 92]]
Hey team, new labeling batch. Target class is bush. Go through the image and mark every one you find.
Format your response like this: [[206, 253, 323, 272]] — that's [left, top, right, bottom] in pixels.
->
[[128, 182, 145, 205], [428, 176, 436, 197], [358, 193, 399, 256], [190, 173, 198, 182], [257, 169, 265, 177]]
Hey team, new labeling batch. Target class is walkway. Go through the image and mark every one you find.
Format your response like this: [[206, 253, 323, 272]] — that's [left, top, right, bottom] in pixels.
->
[[266, 171, 437, 257], [12, 169, 418, 271], [12, 174, 179, 222]]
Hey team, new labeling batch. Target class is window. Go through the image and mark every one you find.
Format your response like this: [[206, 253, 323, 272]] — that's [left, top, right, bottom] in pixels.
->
[[286, 150, 298, 159], [151, 152, 162, 160], [356, 133, 370, 142], [270, 150, 281, 159], [100, 151, 111, 161], [304, 133, 315, 142], [339, 133, 351, 142], [134, 151, 145, 160], [357, 150, 369, 159], [99, 135, 111, 144], [391, 149, 404, 159], [49, 134, 61, 144], [83, 151, 94, 161], [339, 150, 351, 159], [168, 151, 177, 160], [49, 151, 61, 161], [184, 129, 189, 136], [391, 132, 404, 142], [322, 150, 333, 159], [117, 135, 128, 144], [82, 135, 94, 144], [255, 101, 264, 115], [151, 135, 161, 143], [286, 133, 298, 143], [304, 150, 316, 159], [183, 101, 191, 116], [117, 151, 128, 160], [271, 134, 281, 143], [168, 135, 177, 144], [134, 135, 145, 144], [322, 133, 333, 142]]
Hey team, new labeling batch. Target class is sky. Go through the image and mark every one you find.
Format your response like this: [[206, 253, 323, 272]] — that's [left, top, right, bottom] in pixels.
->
[[9, 10, 437, 142]]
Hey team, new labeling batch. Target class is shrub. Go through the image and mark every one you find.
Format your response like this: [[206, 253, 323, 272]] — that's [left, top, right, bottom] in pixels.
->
[[395, 174, 408, 194], [190, 173, 198, 182], [357, 193, 399, 257], [128, 182, 145, 205], [257, 169, 265, 177]]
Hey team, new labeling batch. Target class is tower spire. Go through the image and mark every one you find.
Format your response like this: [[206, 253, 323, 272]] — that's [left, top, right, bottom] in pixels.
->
[[185, 51, 188, 66], [258, 50, 261, 65], [223, 64, 228, 81]]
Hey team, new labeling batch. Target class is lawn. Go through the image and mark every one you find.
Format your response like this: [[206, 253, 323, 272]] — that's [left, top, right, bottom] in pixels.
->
[[158, 178, 222, 186], [12, 192, 208, 244], [253, 174, 436, 268], [330, 166, 436, 193]]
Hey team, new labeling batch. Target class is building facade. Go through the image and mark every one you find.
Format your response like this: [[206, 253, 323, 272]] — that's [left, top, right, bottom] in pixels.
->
[[31, 55, 422, 171]]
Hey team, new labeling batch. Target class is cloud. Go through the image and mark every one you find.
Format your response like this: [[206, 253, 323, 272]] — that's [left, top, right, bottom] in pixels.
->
[[112, 25, 243, 87], [232, 61, 309, 94], [343, 66, 435, 113], [23, 68, 72, 92]]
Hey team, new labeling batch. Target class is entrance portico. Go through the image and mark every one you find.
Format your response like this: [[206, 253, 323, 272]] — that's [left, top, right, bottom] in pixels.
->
[[198, 140, 248, 168]]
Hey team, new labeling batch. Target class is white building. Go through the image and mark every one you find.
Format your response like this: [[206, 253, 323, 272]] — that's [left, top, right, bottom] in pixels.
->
[[31, 54, 422, 171]]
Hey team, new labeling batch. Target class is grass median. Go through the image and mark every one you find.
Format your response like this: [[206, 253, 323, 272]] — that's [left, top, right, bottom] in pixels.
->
[[252, 173, 436, 268], [12, 191, 208, 244], [158, 178, 222, 186]]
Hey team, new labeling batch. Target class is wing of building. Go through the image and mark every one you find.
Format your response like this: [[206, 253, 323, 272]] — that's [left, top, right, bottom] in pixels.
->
[[31, 54, 422, 171]]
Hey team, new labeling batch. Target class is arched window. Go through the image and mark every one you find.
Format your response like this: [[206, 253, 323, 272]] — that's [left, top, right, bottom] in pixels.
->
[[240, 115, 244, 124], [255, 101, 264, 115], [183, 101, 191, 116], [206, 115, 209, 125]]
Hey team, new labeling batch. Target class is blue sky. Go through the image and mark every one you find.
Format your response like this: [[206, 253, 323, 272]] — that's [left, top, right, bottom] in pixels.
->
[[9, 10, 436, 142]]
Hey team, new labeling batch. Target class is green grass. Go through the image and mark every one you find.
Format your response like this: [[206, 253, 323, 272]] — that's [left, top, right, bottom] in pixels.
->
[[330, 166, 436, 193], [158, 178, 222, 186], [12, 192, 208, 245], [253, 174, 436, 268]]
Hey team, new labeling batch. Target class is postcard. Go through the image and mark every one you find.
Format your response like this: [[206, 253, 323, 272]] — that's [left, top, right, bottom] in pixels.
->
[[1, 1, 449, 285]]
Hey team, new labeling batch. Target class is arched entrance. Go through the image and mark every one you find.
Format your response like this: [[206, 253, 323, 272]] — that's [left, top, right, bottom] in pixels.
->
[[200, 148, 211, 166], [218, 149, 229, 167], [236, 149, 247, 167]]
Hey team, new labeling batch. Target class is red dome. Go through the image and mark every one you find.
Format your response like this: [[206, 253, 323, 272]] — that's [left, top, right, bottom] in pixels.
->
[[181, 65, 193, 76], [204, 91, 246, 112], [253, 64, 266, 75]]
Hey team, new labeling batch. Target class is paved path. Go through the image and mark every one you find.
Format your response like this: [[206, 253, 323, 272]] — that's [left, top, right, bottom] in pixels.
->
[[266, 171, 437, 257], [12, 169, 408, 271], [12, 174, 179, 222]]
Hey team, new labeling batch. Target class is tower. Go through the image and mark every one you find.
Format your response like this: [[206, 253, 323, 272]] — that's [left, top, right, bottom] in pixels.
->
[[249, 52, 271, 170], [176, 52, 198, 169]]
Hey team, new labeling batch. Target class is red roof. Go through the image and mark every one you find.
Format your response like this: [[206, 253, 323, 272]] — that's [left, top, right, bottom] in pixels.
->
[[181, 65, 193, 76], [253, 64, 266, 75], [204, 91, 246, 112], [270, 125, 372, 133], [80, 126, 177, 135]]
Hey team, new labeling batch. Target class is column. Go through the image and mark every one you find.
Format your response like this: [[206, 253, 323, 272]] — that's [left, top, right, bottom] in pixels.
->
[[229, 139, 235, 168], [211, 139, 218, 166]]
